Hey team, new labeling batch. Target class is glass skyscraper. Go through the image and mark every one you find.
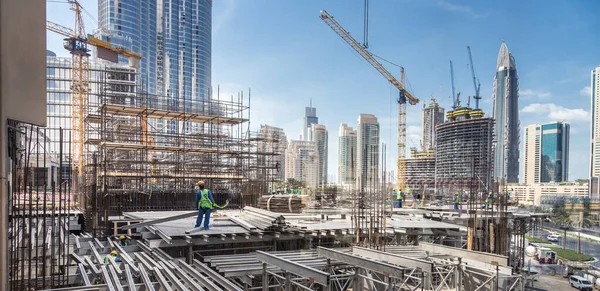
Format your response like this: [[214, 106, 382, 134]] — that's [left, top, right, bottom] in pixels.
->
[[356, 114, 379, 192], [523, 122, 570, 184], [492, 41, 520, 183], [97, 0, 211, 102]]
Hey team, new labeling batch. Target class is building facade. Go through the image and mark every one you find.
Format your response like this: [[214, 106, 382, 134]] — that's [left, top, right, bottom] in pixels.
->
[[509, 183, 588, 206], [422, 101, 445, 150], [523, 122, 570, 185], [590, 66, 600, 199], [285, 140, 319, 188], [492, 41, 520, 183], [97, 0, 212, 101], [303, 105, 318, 141], [356, 114, 380, 192], [259, 125, 288, 182], [338, 123, 357, 187], [311, 124, 328, 186]]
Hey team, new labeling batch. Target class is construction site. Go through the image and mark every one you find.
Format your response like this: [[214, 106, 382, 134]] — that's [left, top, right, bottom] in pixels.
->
[[0, 1, 563, 291]]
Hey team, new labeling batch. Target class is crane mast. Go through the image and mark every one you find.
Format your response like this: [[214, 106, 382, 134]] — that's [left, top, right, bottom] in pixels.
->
[[450, 60, 457, 110], [66, 0, 90, 178], [467, 46, 481, 109], [319, 10, 419, 191]]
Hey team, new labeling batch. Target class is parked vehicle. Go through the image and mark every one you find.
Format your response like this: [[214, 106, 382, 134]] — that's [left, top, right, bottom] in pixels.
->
[[535, 247, 556, 264], [569, 275, 593, 290]]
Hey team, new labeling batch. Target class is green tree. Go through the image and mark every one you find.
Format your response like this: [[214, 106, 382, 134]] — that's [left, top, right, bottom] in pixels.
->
[[552, 199, 572, 249], [575, 199, 594, 253]]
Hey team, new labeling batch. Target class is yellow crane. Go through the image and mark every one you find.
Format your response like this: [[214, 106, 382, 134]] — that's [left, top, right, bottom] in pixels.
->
[[46, 0, 141, 178], [319, 10, 419, 191]]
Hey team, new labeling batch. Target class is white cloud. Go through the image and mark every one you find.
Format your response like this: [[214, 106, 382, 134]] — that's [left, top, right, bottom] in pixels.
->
[[520, 89, 552, 99], [580, 86, 592, 97], [521, 103, 589, 122], [437, 0, 487, 18]]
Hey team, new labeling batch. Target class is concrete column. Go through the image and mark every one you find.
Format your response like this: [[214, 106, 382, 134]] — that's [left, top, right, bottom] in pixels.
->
[[262, 263, 268, 291]]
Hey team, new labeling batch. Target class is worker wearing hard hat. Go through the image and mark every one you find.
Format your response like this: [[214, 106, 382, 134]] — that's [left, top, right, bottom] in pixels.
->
[[453, 193, 460, 212], [118, 235, 128, 246], [396, 189, 404, 208], [195, 181, 215, 230], [104, 250, 121, 264]]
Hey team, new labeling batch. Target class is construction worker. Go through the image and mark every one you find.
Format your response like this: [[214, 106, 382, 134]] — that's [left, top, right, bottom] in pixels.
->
[[118, 235, 128, 246], [104, 250, 121, 264], [396, 189, 404, 208], [195, 181, 215, 230], [453, 193, 460, 212], [415, 193, 422, 209], [485, 192, 493, 209]]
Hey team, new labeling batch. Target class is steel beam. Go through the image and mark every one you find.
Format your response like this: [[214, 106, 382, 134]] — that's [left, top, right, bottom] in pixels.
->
[[352, 247, 433, 273], [171, 263, 207, 291], [192, 259, 243, 291], [78, 263, 92, 286], [124, 265, 136, 291], [88, 241, 103, 264], [121, 211, 197, 230], [100, 266, 117, 291], [153, 267, 175, 291], [85, 256, 101, 274], [114, 243, 139, 273], [158, 261, 189, 291], [256, 251, 329, 286], [316, 247, 405, 279], [94, 238, 105, 248], [228, 217, 257, 231], [108, 265, 125, 291], [139, 266, 157, 291]]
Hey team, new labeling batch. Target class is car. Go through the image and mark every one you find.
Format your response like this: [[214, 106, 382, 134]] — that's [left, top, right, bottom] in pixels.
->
[[547, 234, 560, 242], [569, 275, 593, 290]]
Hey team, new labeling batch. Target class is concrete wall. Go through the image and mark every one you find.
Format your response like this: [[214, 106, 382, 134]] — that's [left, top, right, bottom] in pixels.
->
[[0, 0, 47, 288]]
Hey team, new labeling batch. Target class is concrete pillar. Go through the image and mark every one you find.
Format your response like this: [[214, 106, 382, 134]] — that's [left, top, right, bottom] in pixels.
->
[[262, 263, 268, 291]]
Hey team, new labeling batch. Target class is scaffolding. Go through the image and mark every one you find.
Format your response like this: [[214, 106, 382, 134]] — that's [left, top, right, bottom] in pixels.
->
[[80, 68, 279, 235]]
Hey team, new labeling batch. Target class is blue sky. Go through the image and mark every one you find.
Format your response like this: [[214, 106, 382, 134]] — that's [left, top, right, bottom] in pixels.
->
[[47, 0, 600, 182]]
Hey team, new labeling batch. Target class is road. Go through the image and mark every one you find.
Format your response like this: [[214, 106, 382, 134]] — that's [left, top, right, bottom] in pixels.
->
[[529, 228, 600, 267]]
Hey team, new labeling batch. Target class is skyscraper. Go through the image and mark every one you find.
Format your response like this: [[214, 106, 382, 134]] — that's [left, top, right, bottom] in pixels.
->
[[303, 103, 318, 141], [589, 66, 600, 199], [338, 123, 357, 187], [97, 0, 211, 100], [285, 140, 319, 188], [311, 124, 328, 186], [523, 122, 570, 185], [259, 125, 288, 182], [492, 41, 520, 183], [356, 114, 380, 191], [422, 100, 445, 150]]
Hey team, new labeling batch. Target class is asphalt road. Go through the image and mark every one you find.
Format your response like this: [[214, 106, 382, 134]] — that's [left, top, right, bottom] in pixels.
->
[[530, 228, 600, 267]]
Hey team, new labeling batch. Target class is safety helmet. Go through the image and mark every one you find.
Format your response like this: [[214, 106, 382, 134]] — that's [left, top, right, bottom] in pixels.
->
[[119, 235, 125, 240], [196, 181, 205, 186], [110, 250, 118, 256]]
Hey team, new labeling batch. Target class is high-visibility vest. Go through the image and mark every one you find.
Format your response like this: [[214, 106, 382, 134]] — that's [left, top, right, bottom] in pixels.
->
[[486, 196, 492, 205], [453, 196, 459, 204], [397, 191, 403, 200], [104, 255, 116, 264], [198, 189, 213, 209]]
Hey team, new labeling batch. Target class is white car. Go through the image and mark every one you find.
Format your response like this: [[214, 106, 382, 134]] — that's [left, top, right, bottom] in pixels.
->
[[547, 234, 560, 242]]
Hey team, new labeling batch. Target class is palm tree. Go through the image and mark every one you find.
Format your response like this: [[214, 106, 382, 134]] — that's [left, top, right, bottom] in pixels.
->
[[552, 199, 572, 249], [575, 199, 594, 253]]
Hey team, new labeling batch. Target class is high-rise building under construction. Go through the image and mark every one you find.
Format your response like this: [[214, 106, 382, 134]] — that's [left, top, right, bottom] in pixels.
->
[[492, 41, 520, 183], [338, 123, 357, 188], [436, 108, 493, 194]]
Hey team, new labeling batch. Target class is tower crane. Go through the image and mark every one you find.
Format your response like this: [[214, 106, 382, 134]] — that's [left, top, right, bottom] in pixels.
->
[[46, 1, 141, 178], [450, 61, 459, 110], [319, 10, 419, 191], [467, 46, 481, 109]]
